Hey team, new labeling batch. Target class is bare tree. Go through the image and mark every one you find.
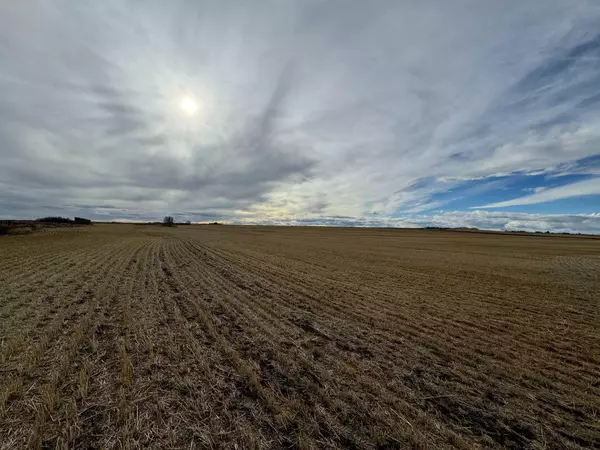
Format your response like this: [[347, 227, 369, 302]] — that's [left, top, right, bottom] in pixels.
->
[[163, 216, 175, 227]]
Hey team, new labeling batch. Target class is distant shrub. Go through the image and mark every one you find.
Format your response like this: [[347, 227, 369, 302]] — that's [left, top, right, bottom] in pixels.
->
[[37, 216, 73, 224], [0, 225, 9, 235], [163, 216, 175, 227], [35, 216, 91, 225]]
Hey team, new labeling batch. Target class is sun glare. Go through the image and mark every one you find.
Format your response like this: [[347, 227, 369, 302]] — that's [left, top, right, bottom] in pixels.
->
[[179, 96, 198, 116]]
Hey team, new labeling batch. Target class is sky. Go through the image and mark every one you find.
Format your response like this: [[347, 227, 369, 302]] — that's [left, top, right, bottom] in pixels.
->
[[1, 1, 600, 233]]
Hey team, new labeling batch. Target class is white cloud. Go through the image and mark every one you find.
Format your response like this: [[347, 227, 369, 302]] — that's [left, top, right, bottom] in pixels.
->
[[234, 211, 600, 234], [422, 211, 600, 234], [474, 177, 600, 208]]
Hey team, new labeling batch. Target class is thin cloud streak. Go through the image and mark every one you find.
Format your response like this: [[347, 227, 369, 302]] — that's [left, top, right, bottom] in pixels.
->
[[474, 177, 600, 208]]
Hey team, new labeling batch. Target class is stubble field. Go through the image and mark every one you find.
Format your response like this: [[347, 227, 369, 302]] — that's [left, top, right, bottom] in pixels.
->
[[0, 224, 599, 449]]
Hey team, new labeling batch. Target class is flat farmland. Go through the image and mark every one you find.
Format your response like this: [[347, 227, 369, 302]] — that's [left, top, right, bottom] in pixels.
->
[[1, 224, 599, 449]]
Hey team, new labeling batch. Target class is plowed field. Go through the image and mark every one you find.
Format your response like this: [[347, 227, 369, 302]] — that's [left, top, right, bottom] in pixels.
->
[[1, 224, 599, 449]]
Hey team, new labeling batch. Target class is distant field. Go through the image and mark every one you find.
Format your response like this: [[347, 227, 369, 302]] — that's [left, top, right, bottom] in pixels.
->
[[0, 224, 598, 449]]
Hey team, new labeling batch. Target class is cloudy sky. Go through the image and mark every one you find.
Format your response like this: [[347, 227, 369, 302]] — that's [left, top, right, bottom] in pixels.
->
[[1, 1, 600, 233]]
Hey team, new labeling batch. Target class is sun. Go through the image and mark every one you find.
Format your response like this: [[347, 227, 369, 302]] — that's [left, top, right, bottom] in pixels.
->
[[179, 96, 198, 116]]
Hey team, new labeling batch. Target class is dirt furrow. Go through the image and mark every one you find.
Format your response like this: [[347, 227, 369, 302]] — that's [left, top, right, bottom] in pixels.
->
[[168, 237, 464, 448], [1, 237, 150, 448], [0, 243, 115, 336], [2, 224, 598, 450], [203, 241, 599, 387], [0, 244, 122, 369], [181, 233, 599, 449]]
